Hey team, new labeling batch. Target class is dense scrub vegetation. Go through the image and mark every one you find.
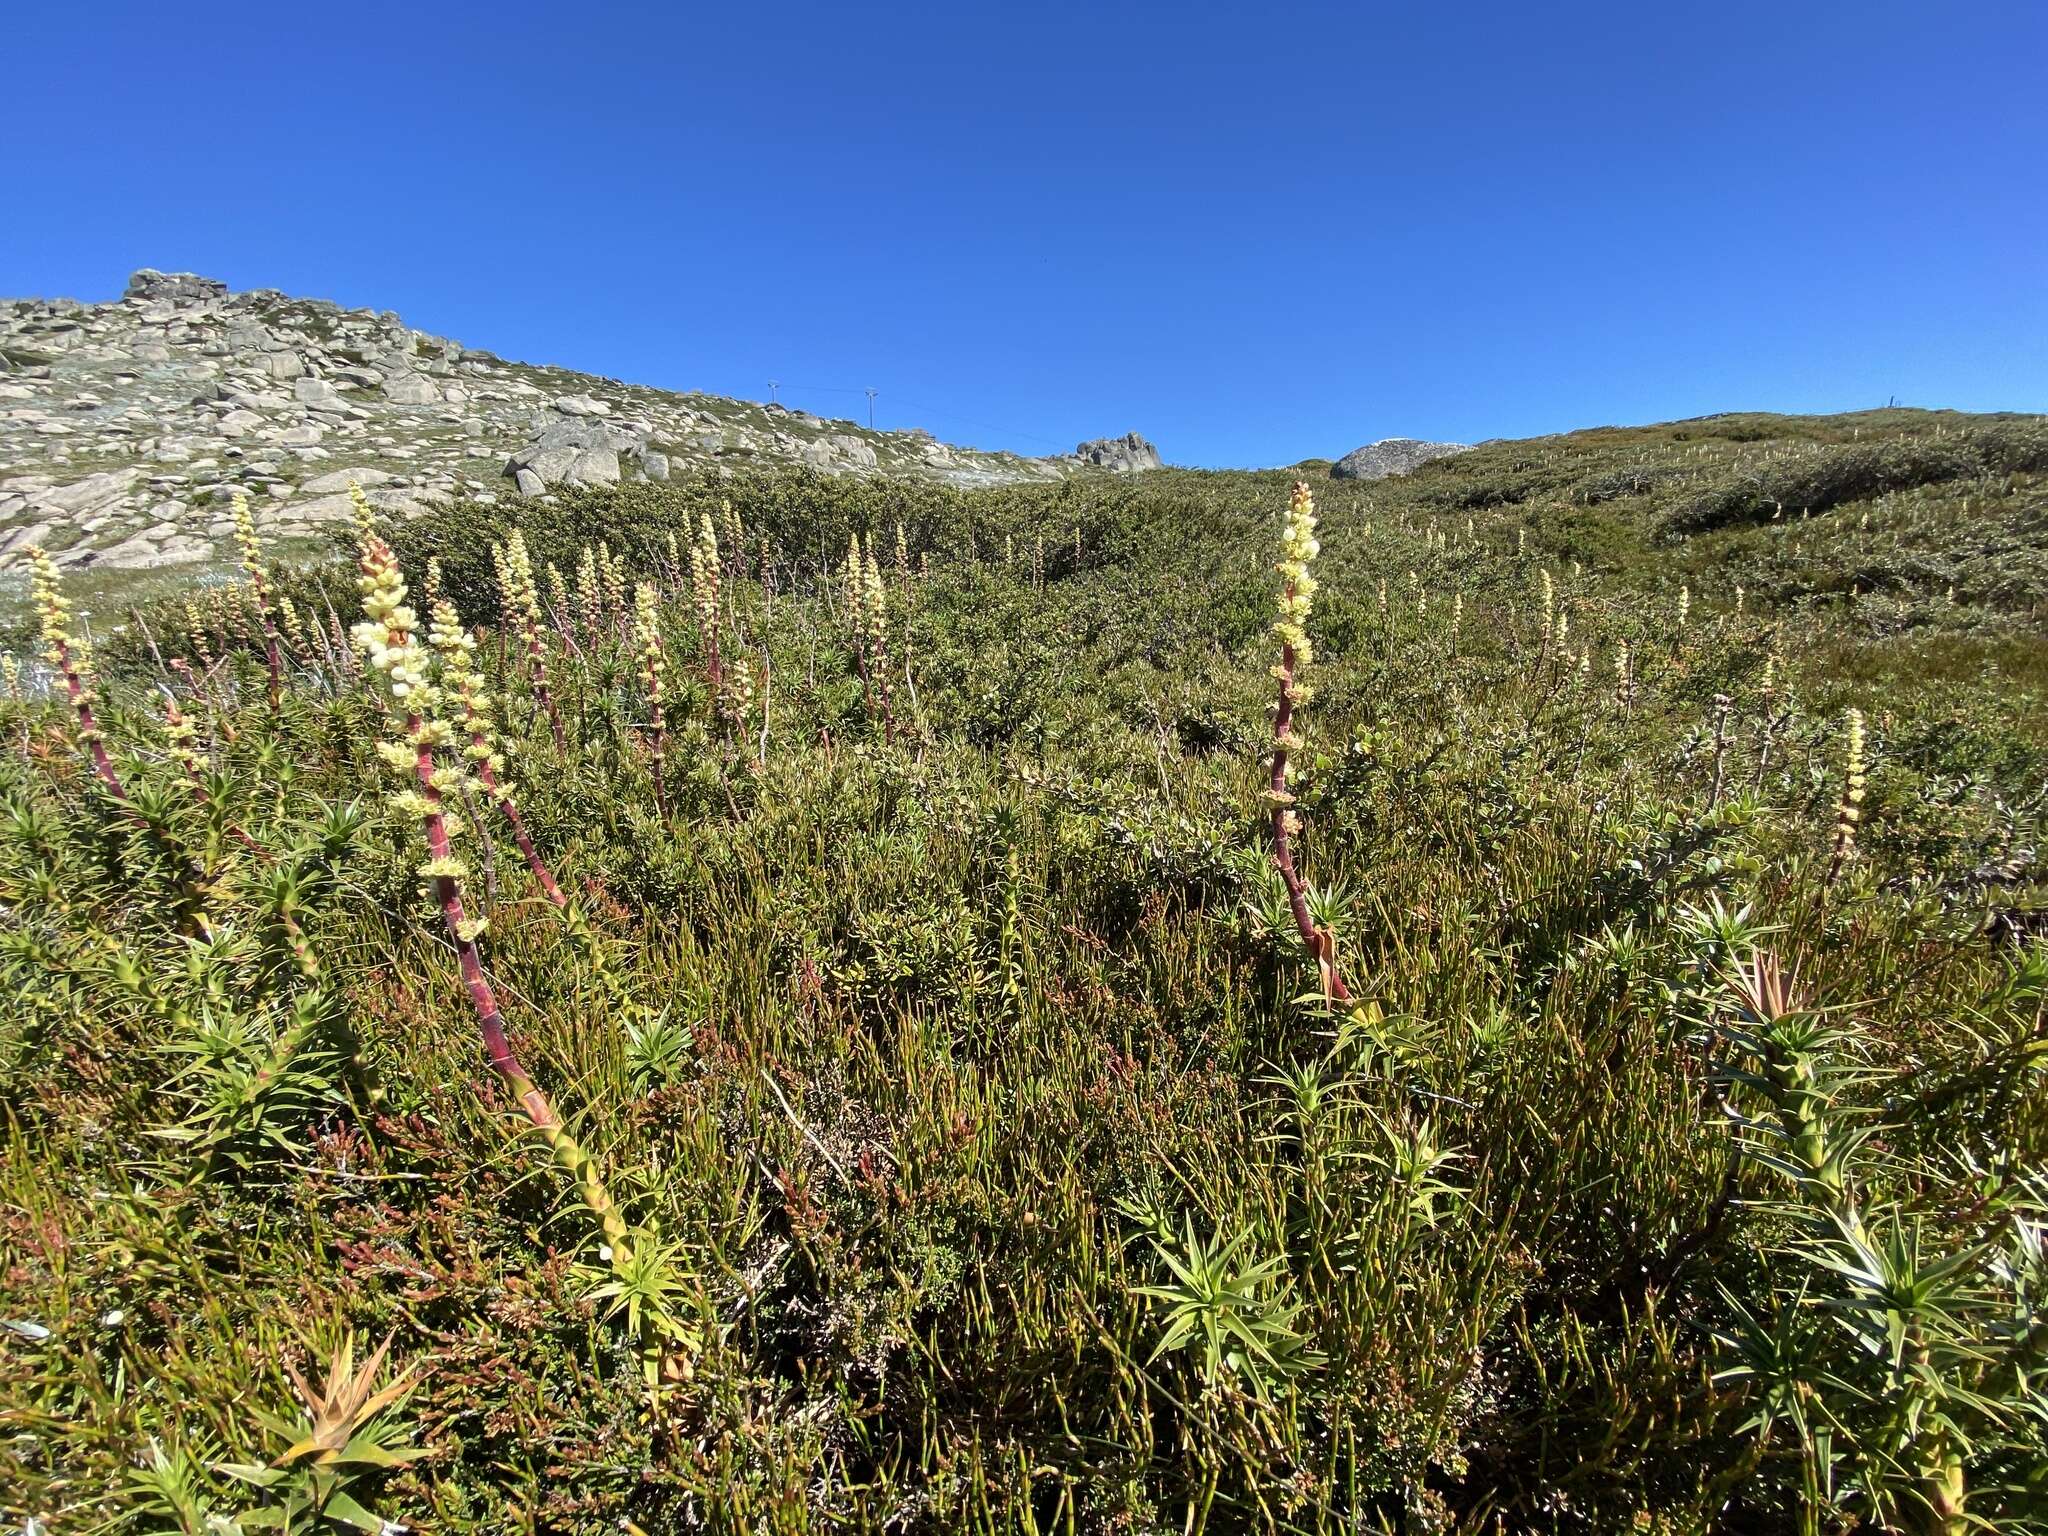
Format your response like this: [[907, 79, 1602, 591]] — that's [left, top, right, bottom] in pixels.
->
[[3, 408, 2047, 1533]]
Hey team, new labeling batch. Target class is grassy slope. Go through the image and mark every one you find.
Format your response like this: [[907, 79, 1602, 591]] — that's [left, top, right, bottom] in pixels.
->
[[3, 408, 2046, 1533]]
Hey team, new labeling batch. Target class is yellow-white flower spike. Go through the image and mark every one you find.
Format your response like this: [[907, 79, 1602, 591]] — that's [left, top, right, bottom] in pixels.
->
[[863, 541, 887, 633], [232, 491, 267, 591], [1840, 708, 1866, 823], [691, 514, 723, 636], [28, 546, 77, 671], [1829, 707, 1869, 879], [347, 479, 378, 552], [576, 545, 602, 633], [1274, 481, 1320, 672], [844, 534, 868, 642], [727, 653, 755, 717], [505, 531, 543, 624], [634, 580, 666, 700], [351, 535, 436, 714]]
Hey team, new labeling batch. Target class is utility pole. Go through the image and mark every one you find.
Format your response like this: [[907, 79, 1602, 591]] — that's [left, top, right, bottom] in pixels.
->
[[864, 388, 877, 429], [769, 380, 780, 405]]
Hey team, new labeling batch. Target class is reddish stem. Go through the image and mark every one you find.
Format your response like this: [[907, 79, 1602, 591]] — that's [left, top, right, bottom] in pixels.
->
[[409, 723, 559, 1131], [473, 747, 566, 907], [522, 613, 567, 754], [54, 636, 126, 802], [1269, 631, 1350, 1006], [262, 627, 284, 716], [866, 626, 897, 743]]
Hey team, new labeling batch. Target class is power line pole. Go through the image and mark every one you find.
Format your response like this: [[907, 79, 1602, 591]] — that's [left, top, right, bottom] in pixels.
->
[[864, 388, 878, 429], [769, 379, 780, 405]]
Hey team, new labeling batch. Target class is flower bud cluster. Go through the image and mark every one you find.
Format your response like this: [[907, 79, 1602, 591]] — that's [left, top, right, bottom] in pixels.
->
[[277, 593, 312, 659], [162, 695, 206, 779]]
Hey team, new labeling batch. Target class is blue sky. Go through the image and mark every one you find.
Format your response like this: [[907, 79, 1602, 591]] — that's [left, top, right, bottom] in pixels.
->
[[7, 1, 2042, 467]]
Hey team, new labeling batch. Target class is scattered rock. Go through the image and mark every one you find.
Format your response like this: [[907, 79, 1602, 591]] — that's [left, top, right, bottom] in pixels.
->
[[290, 485, 422, 525], [301, 467, 397, 494], [39, 467, 144, 516]]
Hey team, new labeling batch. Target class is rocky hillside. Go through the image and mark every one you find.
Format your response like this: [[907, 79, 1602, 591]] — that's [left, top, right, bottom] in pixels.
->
[[0, 269, 1086, 603]]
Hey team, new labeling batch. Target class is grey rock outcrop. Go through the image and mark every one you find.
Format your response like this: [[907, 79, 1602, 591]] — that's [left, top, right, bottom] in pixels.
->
[[1073, 432, 1161, 472], [1330, 438, 1467, 481], [507, 416, 643, 490], [382, 371, 441, 405], [124, 269, 228, 305], [293, 377, 346, 411]]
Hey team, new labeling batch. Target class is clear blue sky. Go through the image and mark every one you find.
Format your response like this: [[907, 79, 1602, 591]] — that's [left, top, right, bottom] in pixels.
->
[[8, 1, 2042, 467]]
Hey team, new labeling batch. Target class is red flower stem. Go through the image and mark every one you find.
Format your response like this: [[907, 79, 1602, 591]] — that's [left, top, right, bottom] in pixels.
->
[[472, 745, 566, 907], [1269, 627, 1350, 1006], [53, 636, 127, 802], [521, 612, 566, 754], [408, 719, 559, 1131]]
